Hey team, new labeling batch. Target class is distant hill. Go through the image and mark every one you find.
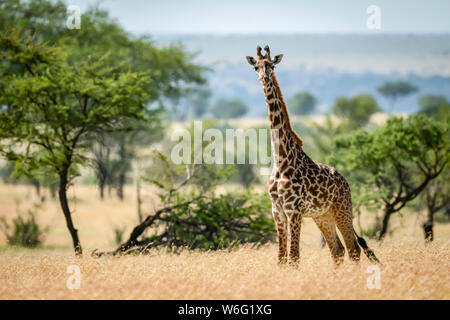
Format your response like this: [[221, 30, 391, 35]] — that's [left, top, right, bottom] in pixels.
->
[[155, 34, 450, 117]]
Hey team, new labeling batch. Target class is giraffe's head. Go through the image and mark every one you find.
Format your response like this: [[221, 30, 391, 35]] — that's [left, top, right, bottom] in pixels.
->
[[246, 45, 283, 84]]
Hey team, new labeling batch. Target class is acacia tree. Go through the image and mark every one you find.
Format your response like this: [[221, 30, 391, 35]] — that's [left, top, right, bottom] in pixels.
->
[[0, 30, 154, 254], [288, 91, 317, 115], [421, 168, 449, 242], [417, 94, 450, 121], [330, 116, 449, 240], [1, 0, 205, 200], [211, 98, 248, 119], [92, 132, 119, 200], [377, 81, 418, 113], [332, 94, 381, 128], [104, 120, 163, 200]]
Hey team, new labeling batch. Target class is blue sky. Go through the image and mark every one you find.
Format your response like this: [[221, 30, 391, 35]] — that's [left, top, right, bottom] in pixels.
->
[[67, 0, 450, 35]]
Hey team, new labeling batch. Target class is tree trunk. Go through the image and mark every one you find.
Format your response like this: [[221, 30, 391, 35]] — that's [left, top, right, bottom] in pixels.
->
[[136, 177, 143, 223], [92, 200, 195, 256], [99, 183, 104, 199], [378, 206, 393, 240], [33, 180, 41, 197], [58, 170, 82, 255], [116, 138, 128, 201], [423, 211, 434, 242], [117, 172, 125, 200], [99, 178, 105, 200]]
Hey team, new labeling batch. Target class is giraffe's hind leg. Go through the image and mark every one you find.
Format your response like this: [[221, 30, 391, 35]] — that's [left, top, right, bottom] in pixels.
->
[[272, 206, 288, 264], [287, 212, 302, 266], [313, 213, 345, 265], [333, 205, 361, 262]]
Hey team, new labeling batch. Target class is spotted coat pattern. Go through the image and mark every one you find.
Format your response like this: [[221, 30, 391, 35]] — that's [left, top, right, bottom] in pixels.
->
[[247, 46, 361, 265]]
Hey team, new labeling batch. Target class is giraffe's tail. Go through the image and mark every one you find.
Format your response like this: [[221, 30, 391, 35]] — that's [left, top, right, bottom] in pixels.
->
[[354, 230, 380, 264]]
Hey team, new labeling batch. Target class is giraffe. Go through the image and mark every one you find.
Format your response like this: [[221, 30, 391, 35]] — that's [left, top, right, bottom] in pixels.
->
[[246, 45, 379, 266]]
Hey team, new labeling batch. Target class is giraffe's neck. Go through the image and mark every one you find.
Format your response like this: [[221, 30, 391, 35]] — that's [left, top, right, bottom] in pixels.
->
[[262, 73, 304, 169]]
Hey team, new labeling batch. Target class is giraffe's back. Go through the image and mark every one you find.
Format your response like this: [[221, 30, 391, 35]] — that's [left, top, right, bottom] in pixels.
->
[[268, 151, 351, 218]]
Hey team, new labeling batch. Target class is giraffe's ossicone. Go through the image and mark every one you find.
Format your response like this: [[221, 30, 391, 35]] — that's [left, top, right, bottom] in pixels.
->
[[246, 45, 379, 266]]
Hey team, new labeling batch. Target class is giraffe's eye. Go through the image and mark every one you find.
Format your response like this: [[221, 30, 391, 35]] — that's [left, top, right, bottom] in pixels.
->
[[254, 67, 259, 71]]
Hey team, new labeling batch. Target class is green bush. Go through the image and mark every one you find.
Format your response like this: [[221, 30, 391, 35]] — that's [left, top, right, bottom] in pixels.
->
[[158, 191, 274, 250], [288, 91, 317, 115], [330, 115, 449, 240], [332, 94, 381, 127], [115, 150, 275, 254], [113, 226, 126, 246], [210, 98, 248, 119], [1, 207, 47, 248]]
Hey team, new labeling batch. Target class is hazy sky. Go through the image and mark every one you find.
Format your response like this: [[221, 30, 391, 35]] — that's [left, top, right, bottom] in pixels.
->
[[67, 0, 450, 35]]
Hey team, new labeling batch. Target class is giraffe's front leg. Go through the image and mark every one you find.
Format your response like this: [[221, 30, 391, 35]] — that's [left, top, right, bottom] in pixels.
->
[[287, 212, 302, 266], [272, 206, 287, 264]]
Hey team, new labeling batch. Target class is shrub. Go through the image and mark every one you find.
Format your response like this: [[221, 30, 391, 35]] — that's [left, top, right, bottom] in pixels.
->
[[1, 206, 47, 248], [156, 191, 274, 250], [105, 150, 275, 255]]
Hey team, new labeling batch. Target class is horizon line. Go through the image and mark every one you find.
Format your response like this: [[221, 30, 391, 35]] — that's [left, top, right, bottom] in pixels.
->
[[145, 31, 450, 37]]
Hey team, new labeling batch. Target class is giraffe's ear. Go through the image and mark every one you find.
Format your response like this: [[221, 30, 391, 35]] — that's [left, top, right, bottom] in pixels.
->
[[246, 56, 256, 66], [273, 54, 283, 65]]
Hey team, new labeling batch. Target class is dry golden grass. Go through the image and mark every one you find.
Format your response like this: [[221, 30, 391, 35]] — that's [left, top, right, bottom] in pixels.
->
[[1, 242, 449, 299], [0, 183, 449, 299]]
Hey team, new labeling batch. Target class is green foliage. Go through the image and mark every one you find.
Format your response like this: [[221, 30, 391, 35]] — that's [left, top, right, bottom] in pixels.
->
[[417, 94, 450, 121], [378, 81, 418, 100], [161, 191, 274, 250], [146, 148, 235, 197], [235, 163, 259, 188], [93, 118, 165, 200], [0, 0, 68, 41], [134, 149, 274, 251], [0, 0, 205, 203], [359, 224, 380, 240], [113, 226, 126, 246], [0, 27, 162, 253], [307, 115, 353, 162], [422, 167, 450, 217], [435, 209, 450, 223], [330, 115, 449, 238], [332, 94, 381, 127], [227, 125, 261, 188], [164, 119, 261, 188], [0, 204, 47, 248], [0, 29, 152, 179], [288, 91, 317, 115], [211, 98, 248, 119], [378, 80, 418, 112], [0, 162, 14, 183], [0, 0, 205, 102]]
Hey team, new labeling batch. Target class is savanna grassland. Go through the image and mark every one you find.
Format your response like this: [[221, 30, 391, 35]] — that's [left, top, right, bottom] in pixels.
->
[[0, 183, 449, 300]]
